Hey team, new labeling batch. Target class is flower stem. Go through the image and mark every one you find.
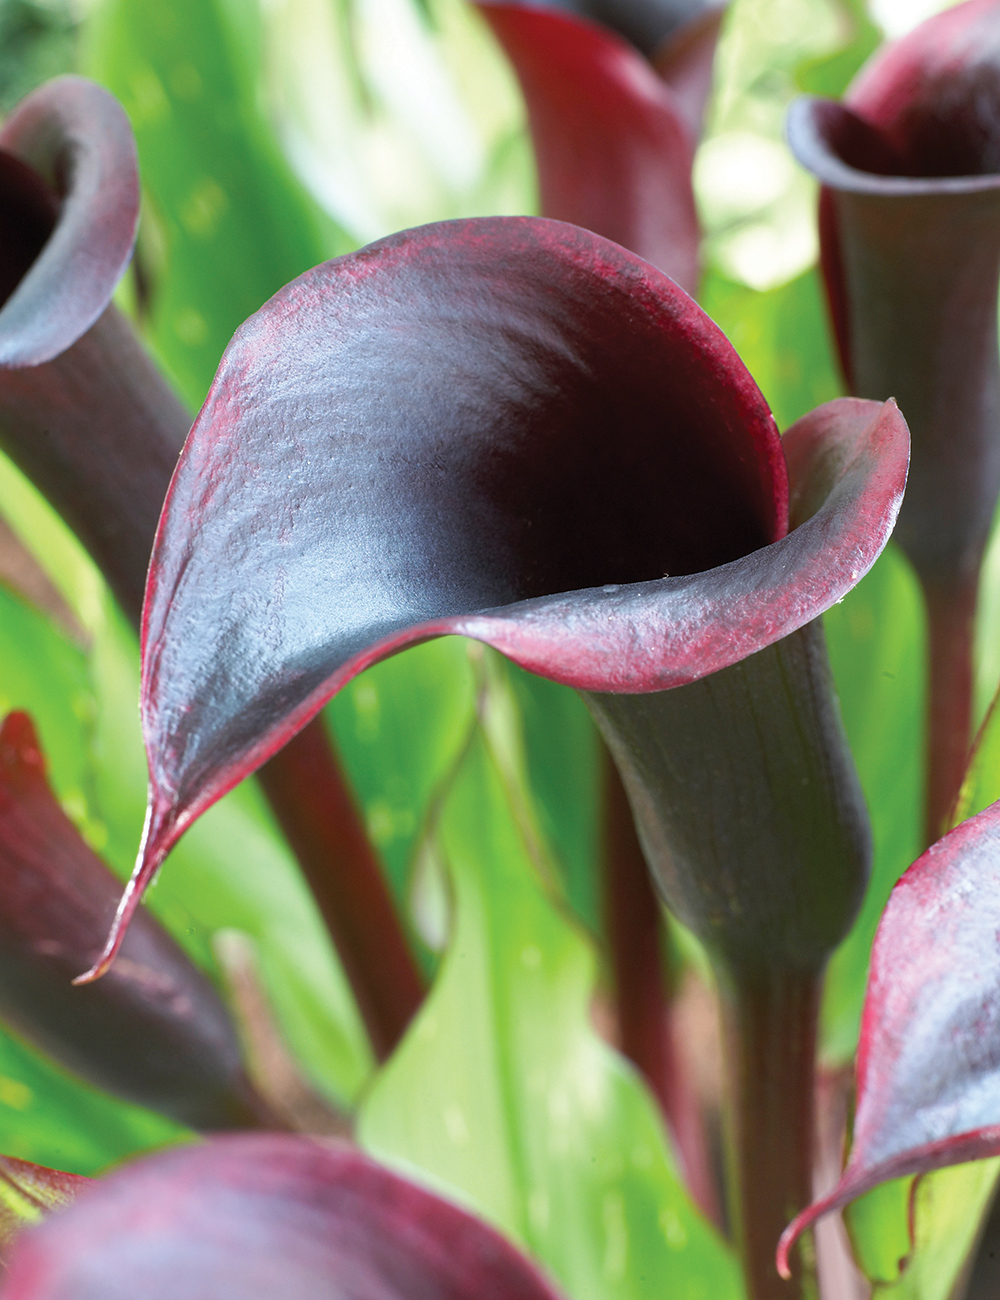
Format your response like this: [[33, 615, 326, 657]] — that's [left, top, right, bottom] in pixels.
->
[[922, 572, 979, 846], [600, 750, 721, 1226], [718, 964, 819, 1300], [256, 716, 426, 1062]]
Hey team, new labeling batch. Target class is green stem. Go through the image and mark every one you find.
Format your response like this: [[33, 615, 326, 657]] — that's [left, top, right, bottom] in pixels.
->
[[718, 964, 819, 1300]]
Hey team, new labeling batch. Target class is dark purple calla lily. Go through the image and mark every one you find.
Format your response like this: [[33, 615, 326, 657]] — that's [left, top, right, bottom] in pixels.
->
[[0, 710, 278, 1131], [776, 796, 1000, 1278], [89, 215, 908, 1298], [786, 0, 1000, 841], [0, 1135, 566, 1300], [0, 74, 423, 1061]]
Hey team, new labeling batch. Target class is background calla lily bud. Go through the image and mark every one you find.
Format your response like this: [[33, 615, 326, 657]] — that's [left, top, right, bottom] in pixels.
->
[[0, 711, 279, 1132], [786, 0, 1000, 841], [477, 0, 726, 292], [118, 217, 906, 1299], [0, 74, 423, 1063], [0, 1135, 567, 1300], [777, 795, 1000, 1279]]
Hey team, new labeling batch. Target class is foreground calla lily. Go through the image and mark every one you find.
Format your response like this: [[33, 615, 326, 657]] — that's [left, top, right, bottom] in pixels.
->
[[479, 0, 726, 292], [0, 73, 422, 1062], [0, 1136, 565, 1300], [786, 0, 1000, 841], [81, 214, 908, 1299]]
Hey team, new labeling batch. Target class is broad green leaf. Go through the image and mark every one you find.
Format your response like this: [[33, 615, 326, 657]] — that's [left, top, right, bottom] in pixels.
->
[[0, 1026, 185, 1176], [846, 1162, 999, 1298], [83, 0, 351, 408], [821, 545, 924, 1062], [327, 638, 479, 925], [795, 0, 881, 99], [359, 729, 742, 1300], [699, 269, 840, 432]]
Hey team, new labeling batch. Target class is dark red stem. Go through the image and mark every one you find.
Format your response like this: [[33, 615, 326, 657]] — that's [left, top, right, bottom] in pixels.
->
[[922, 572, 978, 846], [718, 965, 819, 1300], [601, 750, 720, 1226], [256, 717, 425, 1062]]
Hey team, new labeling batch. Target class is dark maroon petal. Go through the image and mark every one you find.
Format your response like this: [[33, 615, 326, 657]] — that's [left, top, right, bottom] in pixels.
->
[[479, 5, 701, 290], [0, 711, 276, 1131], [1, 1135, 566, 1300], [777, 799, 1000, 1277], [0, 1157, 88, 1262]]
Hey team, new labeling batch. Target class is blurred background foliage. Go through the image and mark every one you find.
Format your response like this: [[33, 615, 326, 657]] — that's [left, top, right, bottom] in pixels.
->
[[0, 0, 987, 1297]]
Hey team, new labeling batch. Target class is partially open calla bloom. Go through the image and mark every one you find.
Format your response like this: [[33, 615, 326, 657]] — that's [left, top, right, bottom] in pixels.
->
[[786, 0, 1000, 840], [98, 216, 907, 1298], [777, 796, 1000, 1278], [0, 711, 278, 1132], [479, 0, 727, 292], [0, 75, 423, 1061], [0, 1136, 565, 1300]]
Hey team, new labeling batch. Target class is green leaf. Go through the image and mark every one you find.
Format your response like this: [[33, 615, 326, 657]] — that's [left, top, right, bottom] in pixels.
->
[[795, 0, 881, 99], [83, 0, 352, 408], [326, 638, 479, 931], [821, 544, 925, 1062], [698, 269, 840, 433], [358, 727, 742, 1300], [846, 1162, 999, 1298]]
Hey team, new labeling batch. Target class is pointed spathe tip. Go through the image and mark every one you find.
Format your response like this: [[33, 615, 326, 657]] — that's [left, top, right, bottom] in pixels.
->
[[72, 790, 175, 985], [776, 1182, 854, 1279]]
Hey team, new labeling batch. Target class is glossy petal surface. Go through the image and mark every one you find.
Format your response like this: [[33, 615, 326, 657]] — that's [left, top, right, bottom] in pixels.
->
[[480, 5, 700, 289], [0, 711, 270, 1131], [1, 1135, 566, 1300], [777, 799, 1000, 1275]]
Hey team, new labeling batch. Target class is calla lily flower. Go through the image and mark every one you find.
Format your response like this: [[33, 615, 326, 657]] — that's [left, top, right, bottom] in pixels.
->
[[786, 0, 1000, 840], [0, 1136, 565, 1300], [777, 795, 1000, 1277], [0, 711, 278, 1132], [0, 74, 423, 1061], [87, 216, 909, 1298], [478, 0, 727, 292]]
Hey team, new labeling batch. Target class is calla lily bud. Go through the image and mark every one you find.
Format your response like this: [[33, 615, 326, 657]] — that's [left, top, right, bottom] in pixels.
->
[[0, 1136, 566, 1300], [0, 711, 278, 1132], [107, 217, 906, 1298], [786, 0, 1000, 839], [478, 0, 727, 292]]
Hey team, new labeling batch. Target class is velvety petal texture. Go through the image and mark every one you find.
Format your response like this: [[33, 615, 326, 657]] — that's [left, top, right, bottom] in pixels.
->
[[777, 798, 1000, 1276], [0, 711, 274, 1131], [0, 1135, 566, 1300], [479, 5, 701, 289]]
